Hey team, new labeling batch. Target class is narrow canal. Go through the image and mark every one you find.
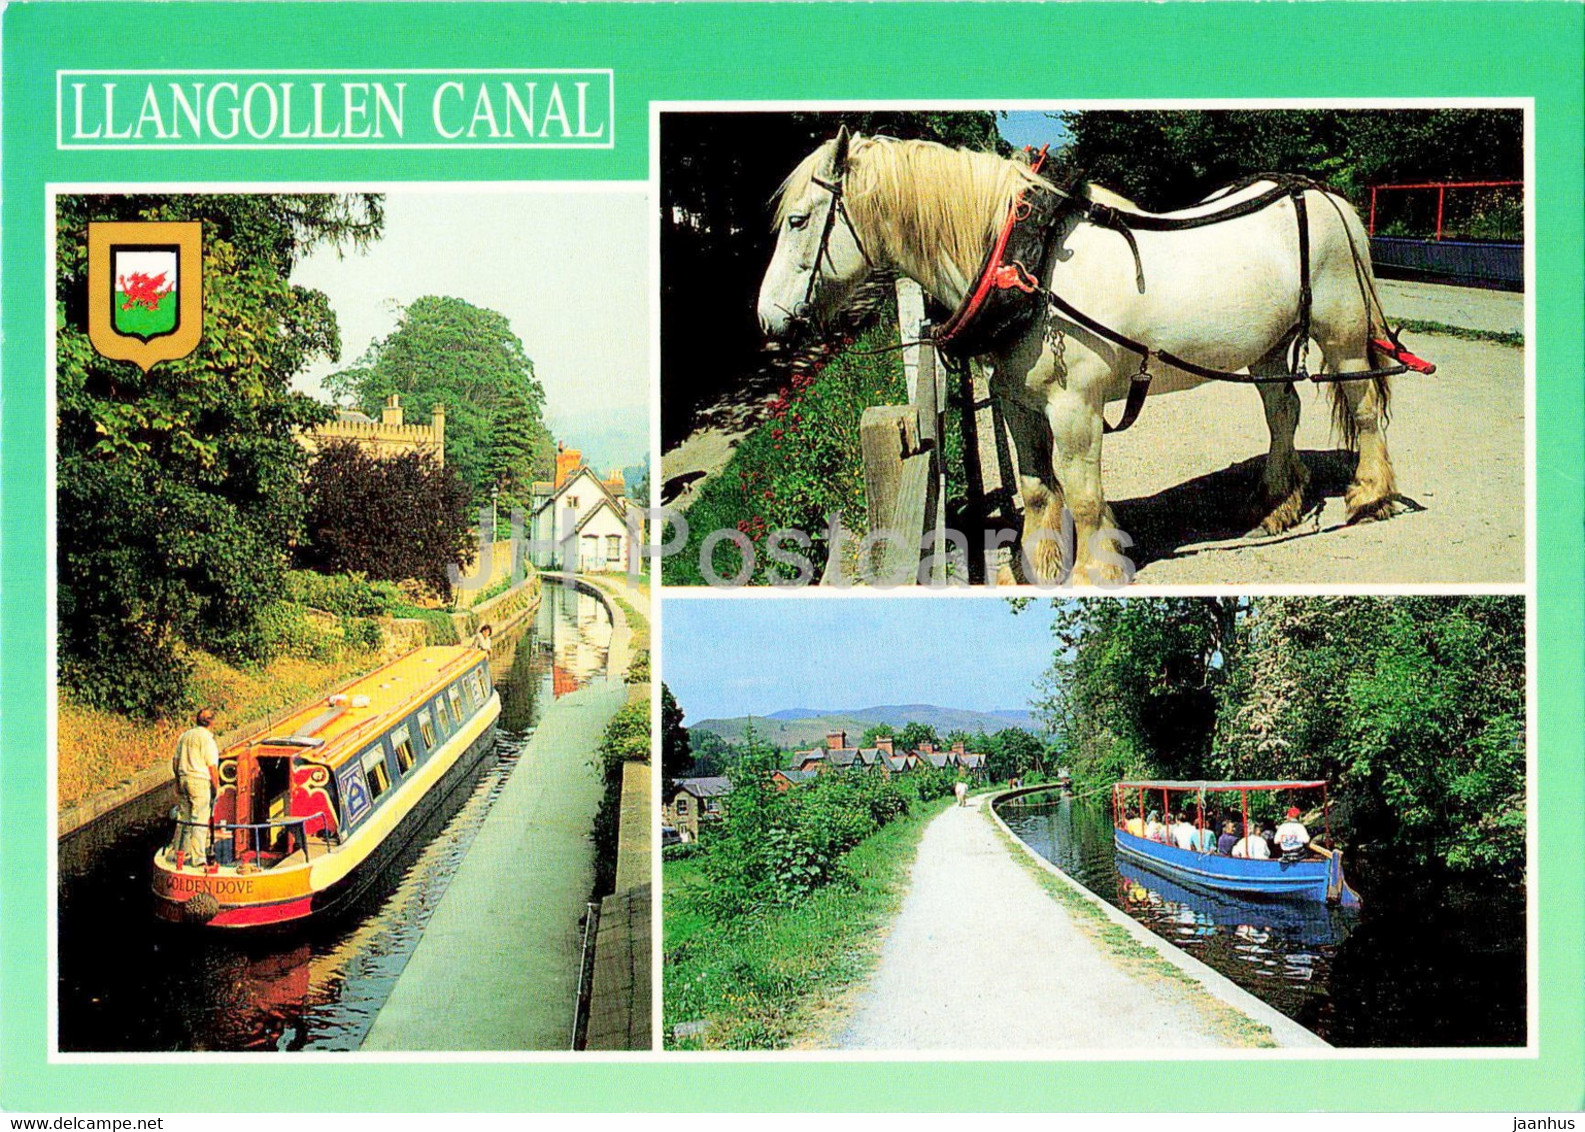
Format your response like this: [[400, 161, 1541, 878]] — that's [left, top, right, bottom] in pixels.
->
[[56, 581, 613, 1052], [997, 792, 1525, 1048]]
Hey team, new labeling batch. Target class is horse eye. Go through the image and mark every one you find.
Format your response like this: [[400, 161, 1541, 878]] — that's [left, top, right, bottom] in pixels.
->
[[788, 214, 810, 230]]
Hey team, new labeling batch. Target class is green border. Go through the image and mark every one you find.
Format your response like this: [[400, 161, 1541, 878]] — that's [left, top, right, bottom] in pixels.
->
[[4, 1, 1582, 1112]]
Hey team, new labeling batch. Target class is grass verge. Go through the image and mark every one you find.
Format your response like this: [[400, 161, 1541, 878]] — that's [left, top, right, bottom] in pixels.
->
[[663, 796, 953, 1050], [982, 803, 1278, 1049], [58, 641, 411, 810], [1393, 318, 1523, 348]]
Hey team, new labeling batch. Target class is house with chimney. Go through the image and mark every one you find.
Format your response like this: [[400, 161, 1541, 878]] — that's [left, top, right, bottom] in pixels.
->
[[528, 443, 636, 573], [790, 730, 986, 780]]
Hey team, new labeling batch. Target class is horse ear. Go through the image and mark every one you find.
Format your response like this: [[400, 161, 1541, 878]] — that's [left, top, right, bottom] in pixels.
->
[[830, 124, 852, 177]]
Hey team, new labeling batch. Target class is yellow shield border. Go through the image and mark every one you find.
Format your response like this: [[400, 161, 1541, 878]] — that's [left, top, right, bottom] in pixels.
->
[[88, 221, 203, 373]]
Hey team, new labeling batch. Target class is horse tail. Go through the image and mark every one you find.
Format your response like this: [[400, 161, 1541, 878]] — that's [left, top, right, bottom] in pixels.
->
[[1321, 187, 1394, 449]]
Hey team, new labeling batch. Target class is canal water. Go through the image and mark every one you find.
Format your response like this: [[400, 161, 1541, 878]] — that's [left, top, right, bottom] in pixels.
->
[[56, 581, 613, 1052], [997, 792, 1525, 1048]]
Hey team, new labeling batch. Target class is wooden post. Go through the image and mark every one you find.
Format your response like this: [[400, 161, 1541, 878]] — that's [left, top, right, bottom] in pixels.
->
[[860, 405, 922, 534], [896, 278, 927, 403]]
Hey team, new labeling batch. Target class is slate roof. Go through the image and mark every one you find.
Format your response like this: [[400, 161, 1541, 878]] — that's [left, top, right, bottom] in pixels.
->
[[675, 776, 733, 798], [773, 769, 820, 785]]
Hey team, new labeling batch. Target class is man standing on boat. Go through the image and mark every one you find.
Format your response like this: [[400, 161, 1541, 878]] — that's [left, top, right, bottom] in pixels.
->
[[171, 708, 220, 867]]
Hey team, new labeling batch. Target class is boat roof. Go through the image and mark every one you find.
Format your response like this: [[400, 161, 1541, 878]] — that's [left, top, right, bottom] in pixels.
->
[[230, 645, 483, 767], [1117, 779, 1328, 792]]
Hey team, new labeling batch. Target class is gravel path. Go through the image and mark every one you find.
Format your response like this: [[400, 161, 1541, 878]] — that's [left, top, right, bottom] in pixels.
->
[[837, 799, 1246, 1052]]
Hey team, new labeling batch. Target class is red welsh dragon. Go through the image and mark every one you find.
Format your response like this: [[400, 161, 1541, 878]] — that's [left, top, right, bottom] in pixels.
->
[[118, 271, 173, 311]]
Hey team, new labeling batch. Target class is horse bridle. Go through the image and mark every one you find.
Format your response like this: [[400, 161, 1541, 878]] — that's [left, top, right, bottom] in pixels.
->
[[800, 170, 874, 317]]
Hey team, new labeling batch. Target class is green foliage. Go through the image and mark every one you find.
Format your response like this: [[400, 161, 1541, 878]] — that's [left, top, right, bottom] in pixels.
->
[[324, 295, 554, 507], [981, 727, 1047, 781], [388, 603, 459, 646], [285, 569, 401, 617], [1039, 596, 1525, 881], [692, 724, 939, 917], [1056, 109, 1522, 212], [591, 696, 653, 897], [859, 722, 895, 745], [661, 684, 691, 785], [685, 727, 741, 778], [342, 617, 384, 652], [56, 193, 383, 716], [663, 797, 952, 1049], [298, 442, 476, 600], [897, 721, 940, 751]]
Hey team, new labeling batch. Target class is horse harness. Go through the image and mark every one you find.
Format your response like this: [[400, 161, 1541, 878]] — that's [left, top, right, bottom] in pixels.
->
[[932, 166, 1436, 433]]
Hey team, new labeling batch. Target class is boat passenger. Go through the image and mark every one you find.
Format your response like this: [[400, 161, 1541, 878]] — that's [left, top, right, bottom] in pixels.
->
[[171, 707, 220, 868], [1124, 810, 1144, 838], [1171, 814, 1198, 851], [1196, 819, 1218, 853], [1144, 810, 1166, 842], [472, 623, 494, 654], [1261, 825, 1279, 857], [1232, 828, 1271, 859], [1216, 820, 1239, 856], [1275, 806, 1312, 859]]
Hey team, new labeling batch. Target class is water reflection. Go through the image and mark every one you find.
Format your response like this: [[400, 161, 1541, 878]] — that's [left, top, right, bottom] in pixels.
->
[[56, 584, 613, 1052], [998, 791, 1524, 1047]]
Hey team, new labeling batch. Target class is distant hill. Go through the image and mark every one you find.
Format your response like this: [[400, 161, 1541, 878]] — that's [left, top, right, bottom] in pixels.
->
[[691, 704, 1045, 749]]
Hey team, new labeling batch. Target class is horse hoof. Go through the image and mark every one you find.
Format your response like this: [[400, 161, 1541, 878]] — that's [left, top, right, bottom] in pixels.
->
[[1344, 488, 1399, 524]]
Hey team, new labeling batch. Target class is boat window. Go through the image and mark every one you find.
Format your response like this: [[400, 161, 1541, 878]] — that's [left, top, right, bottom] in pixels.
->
[[361, 745, 392, 801], [465, 670, 485, 708], [391, 725, 416, 775], [417, 709, 436, 749], [433, 696, 452, 733], [448, 684, 465, 722]]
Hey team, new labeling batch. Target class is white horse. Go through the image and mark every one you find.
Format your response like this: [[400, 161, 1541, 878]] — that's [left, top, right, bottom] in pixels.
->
[[756, 129, 1399, 583]]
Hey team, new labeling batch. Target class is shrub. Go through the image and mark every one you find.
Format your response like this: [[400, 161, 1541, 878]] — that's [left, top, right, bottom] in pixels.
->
[[298, 442, 476, 601], [389, 604, 459, 646], [343, 617, 385, 652], [286, 569, 400, 617]]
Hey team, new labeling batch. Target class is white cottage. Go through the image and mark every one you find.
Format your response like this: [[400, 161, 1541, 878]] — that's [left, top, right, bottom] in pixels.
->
[[528, 445, 636, 572]]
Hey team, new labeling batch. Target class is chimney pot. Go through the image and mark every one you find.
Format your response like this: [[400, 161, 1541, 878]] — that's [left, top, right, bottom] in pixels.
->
[[826, 730, 847, 750]]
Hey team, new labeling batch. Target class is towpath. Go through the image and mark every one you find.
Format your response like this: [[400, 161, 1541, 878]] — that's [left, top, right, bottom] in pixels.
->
[[837, 796, 1321, 1052], [362, 677, 626, 1051]]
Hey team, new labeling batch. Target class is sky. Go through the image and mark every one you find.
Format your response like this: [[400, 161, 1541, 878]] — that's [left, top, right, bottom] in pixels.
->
[[997, 110, 1073, 152], [663, 597, 1062, 724], [289, 188, 649, 475]]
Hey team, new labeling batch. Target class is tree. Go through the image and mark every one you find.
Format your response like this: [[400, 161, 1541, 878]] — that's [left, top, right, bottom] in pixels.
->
[[860, 723, 896, 746], [898, 722, 940, 751], [298, 443, 474, 600], [986, 728, 1045, 782], [1057, 109, 1522, 212], [661, 684, 691, 786], [324, 296, 554, 508], [56, 193, 383, 715]]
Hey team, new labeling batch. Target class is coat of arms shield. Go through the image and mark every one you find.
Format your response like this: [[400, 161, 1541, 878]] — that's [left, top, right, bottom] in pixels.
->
[[87, 221, 203, 372]]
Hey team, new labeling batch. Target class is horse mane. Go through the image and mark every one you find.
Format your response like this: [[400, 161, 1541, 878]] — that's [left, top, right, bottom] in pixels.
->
[[774, 134, 1056, 299]]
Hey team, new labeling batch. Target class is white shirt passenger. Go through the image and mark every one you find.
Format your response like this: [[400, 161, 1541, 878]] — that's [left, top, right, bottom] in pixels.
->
[[1232, 834, 1271, 860], [1172, 821, 1198, 851]]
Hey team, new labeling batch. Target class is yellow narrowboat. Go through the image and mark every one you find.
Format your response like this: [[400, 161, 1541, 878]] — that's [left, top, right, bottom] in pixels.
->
[[152, 644, 500, 928]]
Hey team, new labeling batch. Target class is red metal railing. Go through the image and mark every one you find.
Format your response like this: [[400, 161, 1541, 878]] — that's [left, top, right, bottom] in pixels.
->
[[1367, 180, 1522, 241]]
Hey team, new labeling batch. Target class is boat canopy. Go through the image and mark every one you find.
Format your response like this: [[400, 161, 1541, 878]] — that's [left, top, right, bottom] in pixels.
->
[[1116, 780, 1327, 792]]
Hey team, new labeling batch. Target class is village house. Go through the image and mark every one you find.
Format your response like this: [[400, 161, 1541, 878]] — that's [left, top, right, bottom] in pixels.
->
[[299, 393, 446, 464], [789, 731, 986, 780], [528, 444, 636, 573], [663, 776, 732, 842]]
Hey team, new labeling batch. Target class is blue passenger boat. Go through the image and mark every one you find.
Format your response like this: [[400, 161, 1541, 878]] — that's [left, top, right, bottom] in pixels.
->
[[1112, 780, 1361, 907]]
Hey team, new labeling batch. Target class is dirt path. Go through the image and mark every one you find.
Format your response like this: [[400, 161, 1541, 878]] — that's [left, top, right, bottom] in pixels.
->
[[837, 798, 1295, 1052], [1109, 331, 1524, 584]]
